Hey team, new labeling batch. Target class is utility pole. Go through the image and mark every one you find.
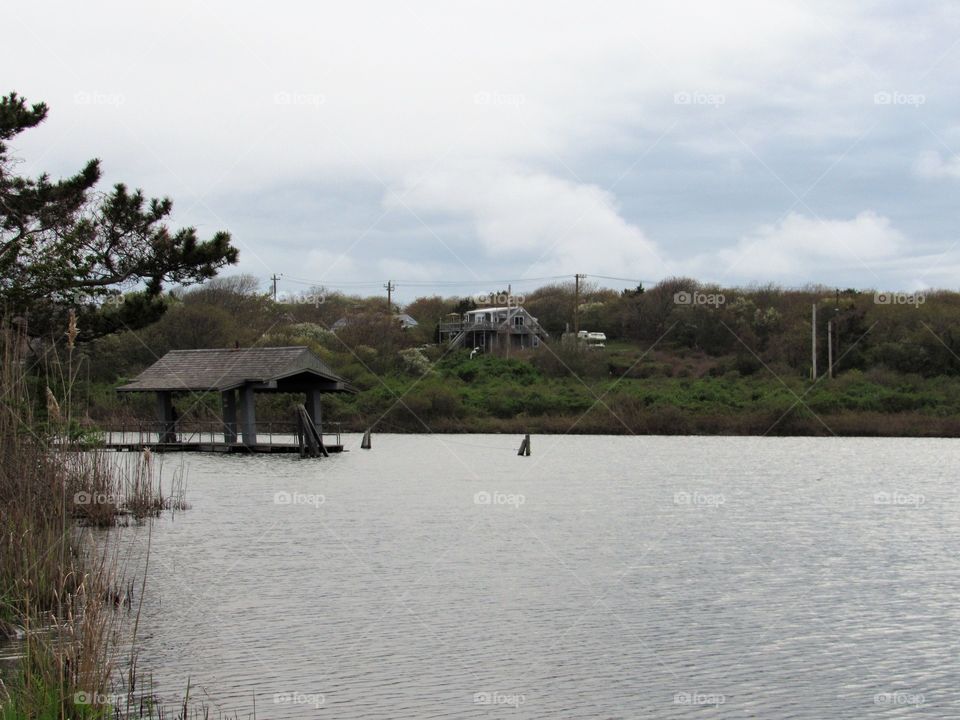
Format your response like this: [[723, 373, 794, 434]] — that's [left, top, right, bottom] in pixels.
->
[[384, 280, 395, 311], [834, 290, 840, 376], [270, 274, 281, 302], [574, 273, 584, 334], [811, 304, 817, 381], [827, 319, 834, 379]]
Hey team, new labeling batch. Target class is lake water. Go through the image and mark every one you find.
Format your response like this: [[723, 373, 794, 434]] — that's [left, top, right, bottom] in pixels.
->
[[113, 435, 960, 718]]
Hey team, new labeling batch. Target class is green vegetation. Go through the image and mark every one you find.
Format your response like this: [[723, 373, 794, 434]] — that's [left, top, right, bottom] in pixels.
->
[[51, 276, 960, 437]]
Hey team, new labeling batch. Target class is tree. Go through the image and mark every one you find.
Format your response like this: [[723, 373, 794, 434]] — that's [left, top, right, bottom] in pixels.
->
[[0, 92, 238, 339], [404, 295, 456, 343]]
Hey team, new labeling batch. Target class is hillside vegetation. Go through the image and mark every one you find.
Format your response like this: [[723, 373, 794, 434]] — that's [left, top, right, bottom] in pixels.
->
[[52, 276, 960, 437]]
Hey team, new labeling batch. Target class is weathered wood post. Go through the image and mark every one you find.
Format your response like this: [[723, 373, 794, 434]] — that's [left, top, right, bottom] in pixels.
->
[[295, 410, 306, 458], [517, 434, 530, 456], [221, 390, 238, 443], [238, 384, 257, 447], [361, 429, 372, 449], [306, 388, 323, 438], [296, 404, 327, 458], [155, 391, 176, 444]]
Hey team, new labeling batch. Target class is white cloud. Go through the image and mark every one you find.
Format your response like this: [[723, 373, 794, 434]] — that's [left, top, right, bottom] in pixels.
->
[[707, 211, 904, 281], [390, 164, 666, 278], [914, 151, 960, 179]]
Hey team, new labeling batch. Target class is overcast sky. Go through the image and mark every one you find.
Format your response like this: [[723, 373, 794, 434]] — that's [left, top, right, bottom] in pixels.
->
[[5, 1, 960, 302]]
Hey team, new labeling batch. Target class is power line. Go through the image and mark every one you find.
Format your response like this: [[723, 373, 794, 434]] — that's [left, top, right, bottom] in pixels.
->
[[587, 274, 654, 285], [281, 274, 578, 288]]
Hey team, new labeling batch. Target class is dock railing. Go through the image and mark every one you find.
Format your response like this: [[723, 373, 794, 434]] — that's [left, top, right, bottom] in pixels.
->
[[102, 420, 342, 448]]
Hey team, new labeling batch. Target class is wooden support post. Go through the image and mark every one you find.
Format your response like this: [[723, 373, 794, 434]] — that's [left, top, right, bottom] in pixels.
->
[[296, 404, 327, 458], [517, 433, 531, 456], [361, 429, 372, 449], [221, 390, 238, 443], [296, 412, 306, 458], [155, 391, 176, 443], [238, 384, 257, 446], [306, 388, 323, 440]]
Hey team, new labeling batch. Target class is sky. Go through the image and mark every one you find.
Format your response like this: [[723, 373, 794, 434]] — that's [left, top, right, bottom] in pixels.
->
[[4, 0, 960, 303]]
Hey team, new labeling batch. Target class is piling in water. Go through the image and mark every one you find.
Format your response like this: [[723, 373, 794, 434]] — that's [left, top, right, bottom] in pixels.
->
[[517, 434, 531, 456]]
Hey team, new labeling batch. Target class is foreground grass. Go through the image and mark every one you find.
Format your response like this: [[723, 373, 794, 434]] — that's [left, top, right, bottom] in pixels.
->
[[0, 323, 197, 719]]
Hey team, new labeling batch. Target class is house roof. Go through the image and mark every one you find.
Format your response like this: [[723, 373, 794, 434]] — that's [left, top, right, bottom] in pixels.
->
[[466, 306, 517, 314], [117, 346, 355, 393]]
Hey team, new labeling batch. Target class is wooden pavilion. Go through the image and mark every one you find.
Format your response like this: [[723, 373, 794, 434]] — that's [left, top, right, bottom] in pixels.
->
[[116, 346, 355, 452]]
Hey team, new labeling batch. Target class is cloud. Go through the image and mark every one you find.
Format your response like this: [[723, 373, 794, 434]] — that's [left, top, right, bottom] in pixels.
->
[[914, 151, 960, 179], [707, 211, 905, 281], [389, 164, 666, 279], [6, 0, 960, 296]]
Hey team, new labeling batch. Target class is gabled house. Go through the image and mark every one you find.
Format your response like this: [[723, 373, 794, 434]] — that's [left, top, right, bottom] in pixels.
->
[[395, 313, 419, 330], [439, 306, 548, 352], [332, 313, 419, 332]]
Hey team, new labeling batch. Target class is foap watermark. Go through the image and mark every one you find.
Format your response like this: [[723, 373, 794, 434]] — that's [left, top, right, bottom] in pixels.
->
[[674, 491, 726, 508], [59, 290, 127, 307], [674, 291, 724, 307], [273, 691, 325, 709], [874, 291, 925, 307], [474, 691, 525, 708], [874, 491, 925, 508], [673, 691, 726, 707], [874, 91, 925, 107], [274, 90, 325, 107], [474, 291, 525, 306], [874, 691, 924, 707], [276, 291, 326, 307], [474, 490, 525, 508], [74, 90, 125, 107], [274, 491, 325, 508], [74, 691, 125, 706], [674, 91, 725, 108], [74, 491, 120, 506], [474, 91, 525, 107]]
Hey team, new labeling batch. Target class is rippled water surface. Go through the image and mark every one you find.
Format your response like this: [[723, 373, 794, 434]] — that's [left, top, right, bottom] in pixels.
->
[[116, 435, 960, 718]]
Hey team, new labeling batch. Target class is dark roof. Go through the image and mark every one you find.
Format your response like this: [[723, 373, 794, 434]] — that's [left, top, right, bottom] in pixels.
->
[[117, 346, 355, 393]]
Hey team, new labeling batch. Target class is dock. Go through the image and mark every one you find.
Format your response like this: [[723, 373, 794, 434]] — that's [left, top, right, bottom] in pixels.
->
[[100, 421, 345, 455], [109, 346, 357, 457]]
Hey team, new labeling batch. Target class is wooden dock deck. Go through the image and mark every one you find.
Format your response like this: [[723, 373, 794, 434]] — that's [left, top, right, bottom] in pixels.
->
[[104, 441, 345, 454], [99, 421, 345, 456]]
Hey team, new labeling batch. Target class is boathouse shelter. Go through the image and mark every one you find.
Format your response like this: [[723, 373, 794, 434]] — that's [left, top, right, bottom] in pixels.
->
[[117, 346, 355, 446]]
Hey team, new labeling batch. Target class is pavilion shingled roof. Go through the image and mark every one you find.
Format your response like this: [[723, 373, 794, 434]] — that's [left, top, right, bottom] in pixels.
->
[[117, 346, 353, 393]]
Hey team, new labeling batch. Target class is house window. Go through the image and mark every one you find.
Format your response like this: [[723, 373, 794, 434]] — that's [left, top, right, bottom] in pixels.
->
[[513, 315, 524, 326]]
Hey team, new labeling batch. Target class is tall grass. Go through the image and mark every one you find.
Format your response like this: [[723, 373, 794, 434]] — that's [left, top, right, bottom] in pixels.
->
[[0, 321, 197, 718]]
